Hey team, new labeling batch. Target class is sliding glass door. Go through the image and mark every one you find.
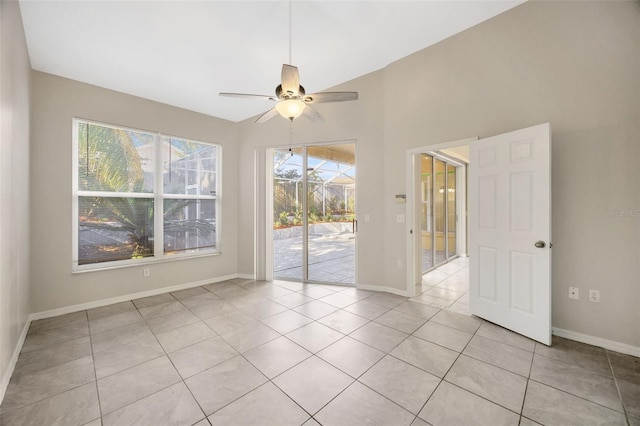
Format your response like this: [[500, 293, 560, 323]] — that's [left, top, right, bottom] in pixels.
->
[[272, 143, 356, 285], [421, 153, 460, 274]]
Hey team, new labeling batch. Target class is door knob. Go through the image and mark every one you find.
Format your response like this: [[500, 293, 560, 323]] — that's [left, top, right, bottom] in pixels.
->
[[534, 241, 546, 248]]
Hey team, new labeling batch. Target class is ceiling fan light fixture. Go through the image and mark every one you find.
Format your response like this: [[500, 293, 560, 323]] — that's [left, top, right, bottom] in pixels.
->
[[275, 99, 306, 120]]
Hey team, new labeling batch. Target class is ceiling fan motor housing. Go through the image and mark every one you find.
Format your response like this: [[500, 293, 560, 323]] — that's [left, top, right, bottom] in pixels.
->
[[276, 84, 305, 99]]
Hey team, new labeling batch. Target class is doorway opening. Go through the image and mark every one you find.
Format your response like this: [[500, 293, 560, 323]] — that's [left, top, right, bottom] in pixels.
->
[[419, 151, 467, 274], [271, 142, 356, 285]]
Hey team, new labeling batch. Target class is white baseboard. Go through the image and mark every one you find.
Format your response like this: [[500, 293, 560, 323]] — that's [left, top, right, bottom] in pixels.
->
[[552, 327, 640, 358], [29, 274, 239, 322], [357, 284, 408, 297], [0, 317, 31, 404], [236, 273, 255, 280]]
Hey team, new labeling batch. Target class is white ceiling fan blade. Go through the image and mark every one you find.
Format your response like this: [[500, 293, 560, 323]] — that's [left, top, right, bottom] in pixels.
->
[[255, 107, 279, 124], [303, 91, 358, 103], [301, 105, 325, 123], [281, 64, 300, 96], [220, 92, 277, 101]]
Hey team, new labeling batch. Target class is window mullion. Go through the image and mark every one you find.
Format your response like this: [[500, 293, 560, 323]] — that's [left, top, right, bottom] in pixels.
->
[[154, 134, 164, 259]]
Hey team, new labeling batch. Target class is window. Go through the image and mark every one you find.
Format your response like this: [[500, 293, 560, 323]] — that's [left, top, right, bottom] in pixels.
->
[[73, 119, 219, 270]]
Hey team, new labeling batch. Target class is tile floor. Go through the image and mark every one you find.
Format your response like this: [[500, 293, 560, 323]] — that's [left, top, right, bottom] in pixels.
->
[[1, 265, 638, 425]]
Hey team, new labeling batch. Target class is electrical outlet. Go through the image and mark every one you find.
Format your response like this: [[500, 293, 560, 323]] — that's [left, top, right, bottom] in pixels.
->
[[568, 286, 579, 300], [143, 268, 151, 277], [397, 259, 403, 269], [589, 289, 600, 303], [397, 214, 405, 223]]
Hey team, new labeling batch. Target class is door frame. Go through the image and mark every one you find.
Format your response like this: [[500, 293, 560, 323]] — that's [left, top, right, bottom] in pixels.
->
[[405, 137, 477, 297], [259, 139, 358, 285]]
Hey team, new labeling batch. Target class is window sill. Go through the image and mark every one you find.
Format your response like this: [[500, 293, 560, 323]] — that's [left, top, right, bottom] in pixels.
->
[[71, 250, 222, 274]]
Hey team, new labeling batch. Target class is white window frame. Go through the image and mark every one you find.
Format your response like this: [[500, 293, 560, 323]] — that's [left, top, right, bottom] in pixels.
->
[[72, 118, 221, 272]]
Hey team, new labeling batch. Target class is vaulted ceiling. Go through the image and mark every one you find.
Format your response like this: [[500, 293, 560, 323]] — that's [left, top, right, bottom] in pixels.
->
[[19, 0, 524, 122]]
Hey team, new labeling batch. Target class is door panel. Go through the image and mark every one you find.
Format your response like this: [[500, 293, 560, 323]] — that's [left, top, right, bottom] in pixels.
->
[[469, 123, 551, 345]]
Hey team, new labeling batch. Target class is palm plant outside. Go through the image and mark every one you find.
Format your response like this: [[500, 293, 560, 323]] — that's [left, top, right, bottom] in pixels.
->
[[77, 123, 214, 264]]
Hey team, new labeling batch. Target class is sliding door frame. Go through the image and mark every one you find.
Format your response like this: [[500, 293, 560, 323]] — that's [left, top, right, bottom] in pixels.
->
[[261, 140, 357, 285]]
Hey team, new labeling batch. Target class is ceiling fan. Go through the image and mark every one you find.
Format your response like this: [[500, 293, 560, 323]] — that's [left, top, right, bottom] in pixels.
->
[[220, 64, 358, 123]]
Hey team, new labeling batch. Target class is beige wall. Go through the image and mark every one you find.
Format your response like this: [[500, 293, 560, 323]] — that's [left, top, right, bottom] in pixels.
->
[[238, 1, 640, 348], [1, 0, 32, 395], [30, 72, 239, 312]]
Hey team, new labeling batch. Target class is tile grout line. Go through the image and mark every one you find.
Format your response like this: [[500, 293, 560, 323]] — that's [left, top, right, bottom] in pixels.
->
[[605, 349, 631, 426]]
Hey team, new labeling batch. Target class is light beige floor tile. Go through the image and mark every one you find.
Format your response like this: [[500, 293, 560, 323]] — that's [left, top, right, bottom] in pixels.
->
[[239, 300, 289, 320], [359, 355, 440, 415], [391, 336, 459, 378], [315, 381, 415, 426], [318, 310, 369, 334], [430, 309, 482, 333], [303, 418, 322, 426], [318, 292, 359, 308], [12, 336, 91, 377], [1, 356, 95, 413], [285, 322, 344, 353], [411, 294, 453, 309], [292, 300, 339, 320], [413, 321, 473, 352], [534, 336, 611, 376], [273, 280, 305, 291], [374, 310, 427, 334], [220, 322, 280, 353], [317, 336, 384, 378], [523, 380, 626, 426], [271, 292, 313, 309], [296, 286, 335, 299], [423, 287, 464, 301], [445, 354, 527, 412], [28, 311, 87, 334], [168, 336, 238, 379], [0, 382, 99, 426], [188, 300, 238, 320], [419, 381, 520, 426], [530, 354, 623, 412], [170, 286, 210, 301], [97, 356, 181, 414], [243, 336, 312, 379], [93, 332, 164, 379], [349, 321, 408, 353], [89, 310, 143, 335], [519, 417, 543, 426], [337, 287, 375, 300], [608, 351, 640, 418], [260, 309, 313, 334], [273, 356, 353, 415], [476, 321, 536, 352], [411, 417, 431, 426], [138, 300, 189, 320], [186, 356, 267, 415], [392, 301, 440, 320], [463, 335, 533, 377], [87, 301, 136, 321], [366, 293, 407, 309], [21, 321, 90, 353], [204, 310, 258, 335], [343, 300, 390, 320], [179, 292, 222, 309], [90, 321, 152, 354], [447, 301, 471, 316], [102, 382, 204, 426], [146, 308, 200, 335], [207, 382, 309, 426], [132, 293, 176, 309], [155, 321, 217, 353]]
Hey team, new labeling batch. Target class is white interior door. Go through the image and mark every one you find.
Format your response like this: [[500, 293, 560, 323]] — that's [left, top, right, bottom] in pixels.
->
[[469, 123, 551, 345]]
